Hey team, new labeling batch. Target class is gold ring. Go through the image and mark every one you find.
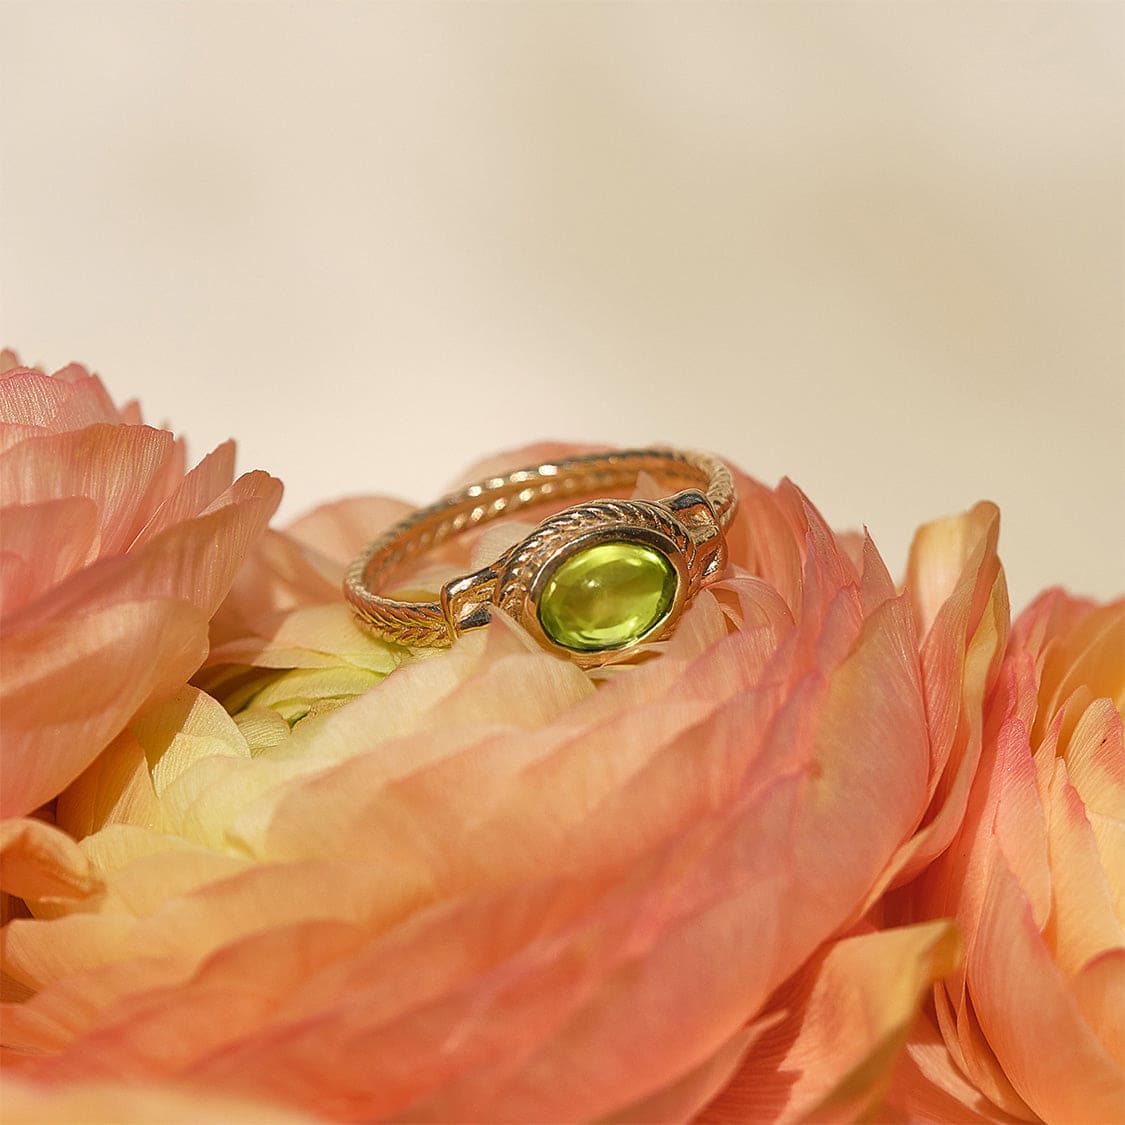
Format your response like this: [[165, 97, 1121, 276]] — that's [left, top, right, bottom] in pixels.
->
[[344, 448, 737, 668]]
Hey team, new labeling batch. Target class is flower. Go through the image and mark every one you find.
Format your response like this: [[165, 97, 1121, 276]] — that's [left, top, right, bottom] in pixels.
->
[[0, 352, 282, 817], [1, 437, 1010, 1120], [894, 589, 1125, 1122]]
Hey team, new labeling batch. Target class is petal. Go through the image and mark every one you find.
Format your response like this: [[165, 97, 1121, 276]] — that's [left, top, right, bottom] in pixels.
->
[[260, 617, 590, 773], [172, 788, 800, 1120], [204, 603, 401, 674], [0, 819, 101, 905], [41, 366, 123, 430], [0, 598, 209, 817], [0, 422, 45, 455], [129, 440, 236, 548], [1043, 759, 1123, 980], [721, 471, 805, 610], [906, 502, 1003, 643], [992, 721, 1052, 929], [0, 497, 100, 616], [787, 591, 929, 921], [0, 365, 119, 431], [10, 471, 282, 629], [885, 1003, 1025, 1123], [2, 863, 364, 1032], [883, 504, 1010, 887], [209, 529, 341, 646], [0, 1077, 316, 1123], [1063, 696, 1125, 820], [1, 910, 137, 1005], [0, 425, 175, 556], [0, 369, 78, 427], [606, 1021, 772, 1124], [970, 846, 1125, 1122], [223, 665, 384, 726], [1035, 600, 1125, 745], [1071, 948, 1125, 1070], [284, 495, 415, 566], [698, 922, 960, 1123], [904, 709, 1051, 1117], [55, 730, 161, 841], [129, 686, 251, 800]]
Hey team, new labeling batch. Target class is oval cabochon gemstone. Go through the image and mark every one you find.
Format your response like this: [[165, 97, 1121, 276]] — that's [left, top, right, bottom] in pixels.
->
[[537, 541, 678, 652]]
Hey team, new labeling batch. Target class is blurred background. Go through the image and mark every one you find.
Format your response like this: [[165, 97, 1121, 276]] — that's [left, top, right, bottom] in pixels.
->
[[1, 1, 1121, 610]]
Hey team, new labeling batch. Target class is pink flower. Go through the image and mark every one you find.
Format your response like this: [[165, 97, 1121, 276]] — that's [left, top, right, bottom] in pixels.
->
[[0, 351, 281, 817], [0, 436, 1012, 1121], [895, 589, 1124, 1121]]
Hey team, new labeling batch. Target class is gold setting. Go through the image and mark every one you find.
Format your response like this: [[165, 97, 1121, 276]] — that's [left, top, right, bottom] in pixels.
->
[[344, 449, 737, 668]]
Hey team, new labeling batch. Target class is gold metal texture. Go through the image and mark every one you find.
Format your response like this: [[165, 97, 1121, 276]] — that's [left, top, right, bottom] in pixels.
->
[[344, 448, 737, 666]]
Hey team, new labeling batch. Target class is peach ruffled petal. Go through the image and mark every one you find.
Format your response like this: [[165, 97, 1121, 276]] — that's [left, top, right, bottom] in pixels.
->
[[971, 848, 1125, 1122], [11, 473, 282, 629], [1, 913, 138, 1012], [206, 604, 401, 675], [0, 423, 43, 456], [284, 495, 415, 566], [906, 505, 997, 640], [1064, 696, 1125, 821], [0, 1077, 316, 1124], [725, 472, 805, 614], [45, 371, 124, 431], [885, 1005, 1026, 1124], [146, 796, 791, 1120], [0, 599, 210, 818], [0, 369, 80, 427], [1044, 759, 1123, 981], [209, 529, 342, 646], [1035, 599, 1125, 745], [605, 1020, 778, 1123], [0, 497, 100, 616], [1071, 948, 1125, 1070], [912, 706, 1050, 1048], [899, 581, 1125, 1121], [990, 720, 1052, 930], [0, 425, 175, 557], [0, 819, 102, 905], [55, 731, 161, 841], [878, 503, 1010, 890], [699, 922, 960, 1123], [130, 439, 236, 547], [0, 364, 119, 432], [128, 686, 251, 800]]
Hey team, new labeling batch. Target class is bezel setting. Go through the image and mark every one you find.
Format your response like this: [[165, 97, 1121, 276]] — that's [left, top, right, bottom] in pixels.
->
[[534, 539, 680, 654], [522, 526, 686, 661], [439, 491, 728, 668]]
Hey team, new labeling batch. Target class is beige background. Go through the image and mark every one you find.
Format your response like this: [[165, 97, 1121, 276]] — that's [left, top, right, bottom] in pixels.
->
[[2, 1, 1122, 610]]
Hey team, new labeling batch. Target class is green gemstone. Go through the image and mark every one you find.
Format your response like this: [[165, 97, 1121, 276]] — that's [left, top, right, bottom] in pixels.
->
[[537, 541, 678, 652]]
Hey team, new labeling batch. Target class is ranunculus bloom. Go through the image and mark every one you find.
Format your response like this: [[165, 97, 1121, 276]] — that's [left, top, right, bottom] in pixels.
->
[[896, 589, 1125, 1122], [0, 352, 281, 817], [1, 438, 1011, 1120]]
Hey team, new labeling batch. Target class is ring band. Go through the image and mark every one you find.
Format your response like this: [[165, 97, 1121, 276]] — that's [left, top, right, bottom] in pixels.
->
[[344, 448, 737, 667]]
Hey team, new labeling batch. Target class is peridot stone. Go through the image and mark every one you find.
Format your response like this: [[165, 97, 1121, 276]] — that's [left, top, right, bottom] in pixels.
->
[[537, 542, 677, 652]]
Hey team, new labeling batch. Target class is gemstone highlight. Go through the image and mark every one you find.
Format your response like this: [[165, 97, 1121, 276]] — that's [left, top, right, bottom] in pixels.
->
[[537, 541, 678, 652]]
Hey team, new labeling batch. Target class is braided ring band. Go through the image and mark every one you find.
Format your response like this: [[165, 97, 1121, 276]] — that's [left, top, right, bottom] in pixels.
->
[[344, 448, 737, 668]]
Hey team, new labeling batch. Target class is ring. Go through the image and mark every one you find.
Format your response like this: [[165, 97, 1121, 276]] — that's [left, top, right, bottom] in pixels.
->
[[344, 448, 737, 668]]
